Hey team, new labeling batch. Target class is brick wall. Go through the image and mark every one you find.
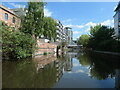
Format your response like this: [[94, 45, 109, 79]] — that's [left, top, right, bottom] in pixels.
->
[[0, 5, 21, 30], [35, 39, 58, 55]]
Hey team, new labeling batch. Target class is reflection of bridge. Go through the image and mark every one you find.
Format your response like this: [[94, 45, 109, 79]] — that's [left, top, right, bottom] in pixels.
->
[[67, 44, 82, 48]]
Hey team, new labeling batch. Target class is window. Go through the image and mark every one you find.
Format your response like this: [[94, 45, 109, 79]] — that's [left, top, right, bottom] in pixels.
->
[[12, 17, 15, 23], [5, 13, 8, 20]]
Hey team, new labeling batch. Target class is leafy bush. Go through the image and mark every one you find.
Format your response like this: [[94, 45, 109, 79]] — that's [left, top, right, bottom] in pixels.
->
[[1, 21, 36, 59]]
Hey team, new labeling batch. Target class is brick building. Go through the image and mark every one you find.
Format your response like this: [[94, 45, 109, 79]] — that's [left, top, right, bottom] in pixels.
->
[[0, 4, 21, 30]]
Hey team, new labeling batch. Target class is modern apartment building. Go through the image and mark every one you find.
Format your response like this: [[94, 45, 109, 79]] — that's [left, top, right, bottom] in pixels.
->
[[55, 19, 73, 44], [114, 2, 120, 38], [0, 4, 21, 30], [56, 19, 65, 42]]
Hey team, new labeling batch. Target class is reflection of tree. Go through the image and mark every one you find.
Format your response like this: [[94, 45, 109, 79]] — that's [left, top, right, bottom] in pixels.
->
[[2, 54, 69, 88], [2, 59, 58, 88], [88, 52, 120, 80], [115, 69, 120, 89], [77, 52, 120, 80], [77, 53, 92, 66], [90, 65, 115, 80]]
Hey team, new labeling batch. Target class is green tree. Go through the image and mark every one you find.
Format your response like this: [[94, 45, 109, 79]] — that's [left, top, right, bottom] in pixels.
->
[[88, 25, 120, 52], [77, 34, 90, 47], [43, 17, 57, 41], [90, 24, 101, 37], [20, 2, 45, 39]]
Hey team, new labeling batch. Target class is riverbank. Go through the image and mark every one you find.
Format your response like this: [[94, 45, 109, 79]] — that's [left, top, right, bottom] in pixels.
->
[[93, 50, 120, 57]]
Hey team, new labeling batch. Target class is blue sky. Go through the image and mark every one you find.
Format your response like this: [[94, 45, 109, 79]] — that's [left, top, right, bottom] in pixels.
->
[[2, 2, 118, 40]]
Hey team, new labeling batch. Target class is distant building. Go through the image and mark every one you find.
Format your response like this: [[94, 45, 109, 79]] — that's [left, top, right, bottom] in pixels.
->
[[0, 4, 21, 30], [114, 2, 120, 38], [64, 27, 73, 44]]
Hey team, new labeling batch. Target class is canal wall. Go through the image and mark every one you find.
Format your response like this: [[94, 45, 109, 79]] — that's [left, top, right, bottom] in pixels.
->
[[34, 39, 61, 56]]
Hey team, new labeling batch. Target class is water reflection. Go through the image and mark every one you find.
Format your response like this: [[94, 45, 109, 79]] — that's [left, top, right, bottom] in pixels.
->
[[2, 51, 120, 88], [77, 52, 120, 88], [115, 69, 120, 88]]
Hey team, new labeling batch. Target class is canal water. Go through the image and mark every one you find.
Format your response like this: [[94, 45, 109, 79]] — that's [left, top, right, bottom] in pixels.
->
[[2, 51, 120, 88]]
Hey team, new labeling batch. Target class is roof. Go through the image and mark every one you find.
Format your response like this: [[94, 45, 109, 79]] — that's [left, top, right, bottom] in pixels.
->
[[64, 27, 72, 30], [115, 1, 120, 11], [11, 8, 26, 17], [0, 4, 20, 18]]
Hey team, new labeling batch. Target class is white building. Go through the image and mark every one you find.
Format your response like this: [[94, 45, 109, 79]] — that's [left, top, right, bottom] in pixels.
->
[[55, 20, 64, 42], [55, 19, 73, 44], [114, 2, 120, 38]]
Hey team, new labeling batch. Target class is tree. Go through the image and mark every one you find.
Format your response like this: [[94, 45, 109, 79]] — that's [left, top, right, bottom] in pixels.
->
[[88, 25, 120, 52], [77, 34, 90, 47], [90, 24, 101, 37], [43, 17, 57, 41], [20, 2, 45, 39]]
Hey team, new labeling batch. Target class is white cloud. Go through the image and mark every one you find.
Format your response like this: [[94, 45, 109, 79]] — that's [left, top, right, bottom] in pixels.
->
[[85, 22, 97, 27], [76, 70, 85, 73], [73, 63, 81, 67], [9, 3, 25, 8], [101, 19, 114, 27], [65, 19, 114, 40], [64, 24, 84, 29], [67, 69, 88, 74], [44, 8, 52, 17], [64, 19, 113, 31], [73, 31, 81, 34], [85, 19, 114, 32]]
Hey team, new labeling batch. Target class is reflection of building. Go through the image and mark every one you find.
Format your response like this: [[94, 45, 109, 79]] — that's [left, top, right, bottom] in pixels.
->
[[64, 54, 73, 71], [115, 69, 120, 88], [0, 4, 21, 30], [55, 60, 64, 82], [33, 55, 57, 72], [114, 2, 120, 38]]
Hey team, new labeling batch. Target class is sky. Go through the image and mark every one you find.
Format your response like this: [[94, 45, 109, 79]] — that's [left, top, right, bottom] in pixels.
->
[[2, 2, 118, 40]]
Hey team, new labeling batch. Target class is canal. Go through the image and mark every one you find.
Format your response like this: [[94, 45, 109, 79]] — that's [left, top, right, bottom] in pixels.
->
[[2, 51, 120, 88]]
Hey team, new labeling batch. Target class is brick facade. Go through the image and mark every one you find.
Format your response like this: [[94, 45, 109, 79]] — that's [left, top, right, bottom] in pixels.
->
[[35, 39, 58, 55], [0, 4, 21, 30]]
